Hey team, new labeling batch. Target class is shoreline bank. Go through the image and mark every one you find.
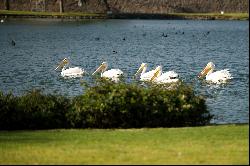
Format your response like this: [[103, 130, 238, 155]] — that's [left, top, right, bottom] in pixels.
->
[[0, 10, 248, 21]]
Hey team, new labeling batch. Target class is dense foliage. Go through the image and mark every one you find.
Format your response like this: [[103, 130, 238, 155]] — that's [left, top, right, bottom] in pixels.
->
[[0, 89, 72, 130], [0, 79, 213, 130]]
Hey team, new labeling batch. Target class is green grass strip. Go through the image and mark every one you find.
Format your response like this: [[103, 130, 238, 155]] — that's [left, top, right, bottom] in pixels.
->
[[168, 12, 249, 20], [0, 10, 248, 20], [0, 124, 248, 164]]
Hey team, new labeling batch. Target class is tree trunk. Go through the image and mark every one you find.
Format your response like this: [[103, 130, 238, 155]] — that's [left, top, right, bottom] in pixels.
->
[[103, 0, 110, 11], [4, 0, 10, 10], [59, 0, 64, 13], [44, 0, 46, 12]]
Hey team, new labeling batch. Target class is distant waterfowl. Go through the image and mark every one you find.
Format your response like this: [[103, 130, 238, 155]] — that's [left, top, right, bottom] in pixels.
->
[[92, 61, 124, 83], [204, 31, 210, 36], [0, 19, 4, 23], [122, 37, 126, 41], [134, 63, 161, 82], [150, 66, 179, 84], [162, 33, 168, 37], [198, 62, 233, 84], [11, 40, 16, 46], [95, 37, 100, 41], [55, 58, 84, 78]]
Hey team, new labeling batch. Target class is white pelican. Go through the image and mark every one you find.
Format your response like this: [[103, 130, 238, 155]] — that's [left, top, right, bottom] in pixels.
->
[[150, 66, 179, 84], [198, 62, 233, 84], [55, 58, 84, 78], [134, 63, 162, 82], [92, 62, 123, 83]]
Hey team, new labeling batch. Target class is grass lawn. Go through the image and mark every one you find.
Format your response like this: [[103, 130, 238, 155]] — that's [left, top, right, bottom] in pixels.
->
[[0, 124, 248, 164]]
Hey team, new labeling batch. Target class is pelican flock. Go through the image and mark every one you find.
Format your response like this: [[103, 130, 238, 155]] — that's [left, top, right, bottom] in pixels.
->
[[134, 63, 161, 82], [92, 61, 124, 83], [150, 66, 180, 84], [54, 58, 232, 86], [55, 58, 85, 78], [198, 62, 233, 84]]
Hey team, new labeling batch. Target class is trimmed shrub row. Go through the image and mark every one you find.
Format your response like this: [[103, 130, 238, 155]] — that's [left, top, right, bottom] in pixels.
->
[[0, 79, 213, 130]]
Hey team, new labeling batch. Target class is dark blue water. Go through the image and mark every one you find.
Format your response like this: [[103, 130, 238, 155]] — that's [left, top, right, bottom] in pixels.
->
[[0, 19, 249, 124]]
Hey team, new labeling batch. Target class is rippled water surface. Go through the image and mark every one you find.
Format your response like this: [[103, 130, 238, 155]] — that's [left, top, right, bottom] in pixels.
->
[[0, 19, 249, 124]]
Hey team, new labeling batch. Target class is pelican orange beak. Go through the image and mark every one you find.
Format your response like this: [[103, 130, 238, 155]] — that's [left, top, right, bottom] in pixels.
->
[[150, 66, 162, 82], [135, 63, 146, 76], [198, 65, 212, 78], [92, 62, 107, 75], [55, 58, 68, 70]]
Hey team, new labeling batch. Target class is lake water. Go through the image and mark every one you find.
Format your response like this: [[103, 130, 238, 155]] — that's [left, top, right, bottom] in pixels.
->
[[0, 19, 249, 124]]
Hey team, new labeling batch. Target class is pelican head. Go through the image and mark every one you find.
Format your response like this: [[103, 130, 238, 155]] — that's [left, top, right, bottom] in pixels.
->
[[92, 61, 108, 75], [55, 58, 69, 70], [198, 62, 215, 78], [135, 63, 148, 76], [150, 66, 162, 82]]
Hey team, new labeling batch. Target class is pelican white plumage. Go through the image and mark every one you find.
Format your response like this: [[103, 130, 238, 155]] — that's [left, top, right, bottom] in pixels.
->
[[92, 62, 123, 82], [150, 66, 179, 84], [55, 58, 84, 78], [134, 63, 161, 82], [198, 62, 233, 84]]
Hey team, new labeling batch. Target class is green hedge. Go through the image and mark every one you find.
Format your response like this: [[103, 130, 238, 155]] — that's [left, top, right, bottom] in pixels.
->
[[0, 90, 72, 130], [0, 79, 213, 130]]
